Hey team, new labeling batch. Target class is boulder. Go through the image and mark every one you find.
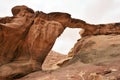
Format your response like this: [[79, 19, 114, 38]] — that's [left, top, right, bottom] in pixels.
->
[[69, 35, 120, 64]]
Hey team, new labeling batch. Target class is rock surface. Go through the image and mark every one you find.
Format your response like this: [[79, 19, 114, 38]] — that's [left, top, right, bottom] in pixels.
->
[[18, 35, 120, 80], [69, 35, 120, 64], [0, 5, 120, 80], [42, 51, 66, 70]]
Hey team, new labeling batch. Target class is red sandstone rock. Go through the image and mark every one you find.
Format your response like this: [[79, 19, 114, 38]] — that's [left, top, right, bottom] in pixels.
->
[[19, 35, 120, 80], [0, 5, 120, 80], [42, 51, 66, 70], [0, 5, 65, 80]]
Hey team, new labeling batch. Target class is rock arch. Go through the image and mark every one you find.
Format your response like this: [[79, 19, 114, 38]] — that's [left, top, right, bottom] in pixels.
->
[[0, 5, 120, 80]]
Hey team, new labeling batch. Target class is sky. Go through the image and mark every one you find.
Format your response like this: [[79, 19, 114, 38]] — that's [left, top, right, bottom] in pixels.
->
[[0, 0, 120, 54]]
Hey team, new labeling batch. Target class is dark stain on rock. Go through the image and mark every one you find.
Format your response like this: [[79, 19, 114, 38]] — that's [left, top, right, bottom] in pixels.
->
[[82, 40, 96, 49], [115, 23, 120, 26]]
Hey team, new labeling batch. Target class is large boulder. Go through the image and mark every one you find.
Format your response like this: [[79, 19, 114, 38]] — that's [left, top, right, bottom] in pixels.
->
[[69, 35, 120, 64]]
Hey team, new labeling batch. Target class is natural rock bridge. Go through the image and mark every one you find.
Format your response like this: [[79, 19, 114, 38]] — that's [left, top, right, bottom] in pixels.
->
[[0, 5, 120, 80]]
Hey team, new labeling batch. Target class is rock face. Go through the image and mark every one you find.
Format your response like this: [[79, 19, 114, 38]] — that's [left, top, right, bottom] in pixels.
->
[[0, 6, 67, 80], [69, 35, 120, 64], [42, 51, 66, 70], [0, 5, 120, 80], [19, 35, 120, 80]]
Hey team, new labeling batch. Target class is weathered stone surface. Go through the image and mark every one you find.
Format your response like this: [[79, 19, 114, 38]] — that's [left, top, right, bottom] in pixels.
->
[[1, 5, 120, 80], [0, 5, 65, 80], [42, 51, 66, 70], [19, 35, 120, 80], [67, 35, 120, 80], [37, 12, 120, 37], [18, 60, 120, 80], [69, 35, 120, 64]]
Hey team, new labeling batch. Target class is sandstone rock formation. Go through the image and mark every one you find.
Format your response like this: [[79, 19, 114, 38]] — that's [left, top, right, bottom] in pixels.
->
[[0, 5, 120, 80], [69, 35, 120, 63], [42, 51, 66, 70], [19, 35, 120, 80]]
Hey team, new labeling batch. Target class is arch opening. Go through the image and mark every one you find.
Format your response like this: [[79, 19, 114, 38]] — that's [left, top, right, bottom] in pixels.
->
[[52, 28, 82, 55]]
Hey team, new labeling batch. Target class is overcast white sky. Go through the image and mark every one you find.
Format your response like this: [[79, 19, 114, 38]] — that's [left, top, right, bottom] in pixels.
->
[[0, 0, 120, 54]]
